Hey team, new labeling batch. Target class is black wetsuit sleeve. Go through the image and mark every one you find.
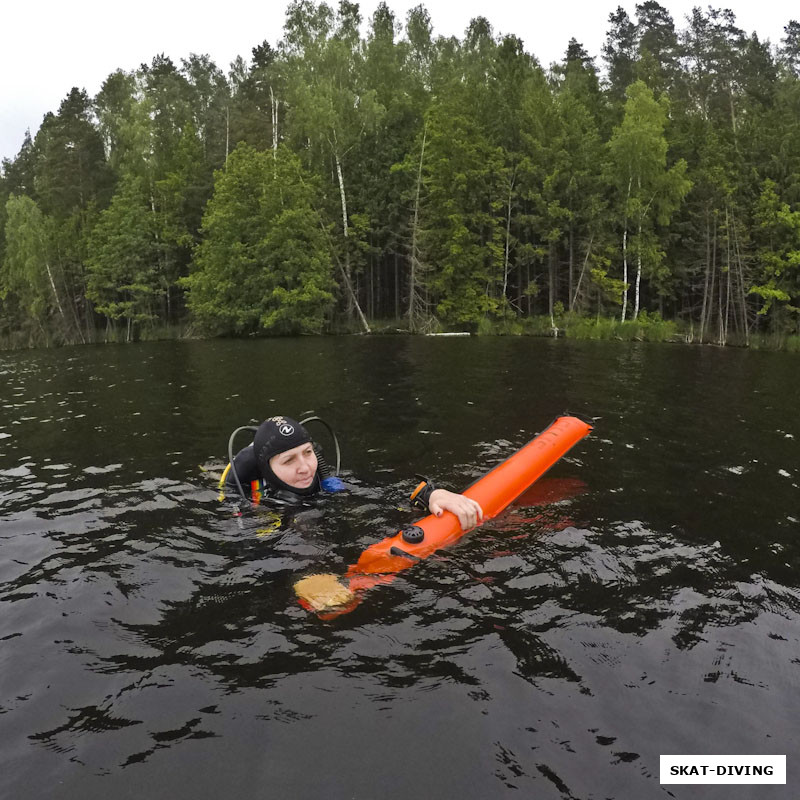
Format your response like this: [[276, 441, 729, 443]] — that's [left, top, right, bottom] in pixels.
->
[[224, 445, 260, 501], [410, 476, 439, 511]]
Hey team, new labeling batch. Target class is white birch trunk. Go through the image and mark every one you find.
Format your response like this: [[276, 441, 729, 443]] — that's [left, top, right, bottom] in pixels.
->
[[503, 170, 515, 302], [334, 148, 350, 305], [621, 175, 631, 322], [225, 105, 230, 166], [699, 208, 711, 343], [38, 228, 66, 324], [732, 211, 749, 345], [622, 227, 629, 322], [333, 141, 370, 333], [409, 125, 427, 330], [270, 86, 279, 161], [571, 235, 593, 311], [634, 216, 642, 321], [44, 262, 65, 320]]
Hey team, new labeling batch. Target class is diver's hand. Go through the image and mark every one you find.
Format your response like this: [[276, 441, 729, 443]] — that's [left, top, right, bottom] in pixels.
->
[[428, 489, 484, 531]]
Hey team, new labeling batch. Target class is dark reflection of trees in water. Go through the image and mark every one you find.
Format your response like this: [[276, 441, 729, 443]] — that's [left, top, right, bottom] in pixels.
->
[[335, 511, 799, 689], [16, 471, 799, 774]]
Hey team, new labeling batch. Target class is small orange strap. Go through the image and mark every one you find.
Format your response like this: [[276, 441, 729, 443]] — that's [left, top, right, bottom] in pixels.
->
[[410, 480, 426, 502]]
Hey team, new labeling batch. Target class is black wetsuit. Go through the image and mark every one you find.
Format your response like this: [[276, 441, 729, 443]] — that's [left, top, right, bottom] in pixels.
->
[[224, 444, 260, 499], [224, 443, 436, 510]]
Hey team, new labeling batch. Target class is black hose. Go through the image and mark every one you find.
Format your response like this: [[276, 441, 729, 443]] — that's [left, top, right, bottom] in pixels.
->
[[299, 416, 341, 476], [226, 417, 341, 503], [227, 425, 259, 502]]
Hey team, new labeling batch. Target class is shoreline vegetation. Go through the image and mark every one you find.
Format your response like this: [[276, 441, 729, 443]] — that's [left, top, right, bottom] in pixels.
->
[[2, 2, 799, 354], [3, 314, 799, 354]]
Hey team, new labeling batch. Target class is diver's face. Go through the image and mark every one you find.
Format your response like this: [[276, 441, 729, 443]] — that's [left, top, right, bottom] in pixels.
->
[[270, 443, 318, 489]]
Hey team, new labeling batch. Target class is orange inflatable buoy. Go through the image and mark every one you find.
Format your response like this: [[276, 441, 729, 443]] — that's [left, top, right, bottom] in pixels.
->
[[296, 415, 592, 618]]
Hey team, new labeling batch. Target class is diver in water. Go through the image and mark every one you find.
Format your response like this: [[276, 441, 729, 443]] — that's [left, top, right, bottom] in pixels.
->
[[221, 415, 483, 531]]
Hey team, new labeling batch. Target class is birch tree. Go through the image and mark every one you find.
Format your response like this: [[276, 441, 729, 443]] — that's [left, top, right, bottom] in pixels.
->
[[608, 80, 690, 319], [282, 0, 381, 329], [2, 194, 68, 341]]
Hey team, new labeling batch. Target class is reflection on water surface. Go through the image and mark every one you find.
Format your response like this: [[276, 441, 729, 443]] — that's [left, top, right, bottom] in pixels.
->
[[1, 338, 798, 799]]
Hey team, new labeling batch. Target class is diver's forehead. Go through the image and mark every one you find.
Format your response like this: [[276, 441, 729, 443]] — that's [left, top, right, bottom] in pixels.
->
[[276, 442, 312, 460]]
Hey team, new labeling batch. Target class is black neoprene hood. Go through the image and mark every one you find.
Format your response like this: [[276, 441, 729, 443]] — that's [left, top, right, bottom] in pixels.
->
[[254, 416, 318, 496]]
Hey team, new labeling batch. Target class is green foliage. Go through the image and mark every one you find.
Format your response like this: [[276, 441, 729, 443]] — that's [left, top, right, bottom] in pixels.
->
[[419, 74, 506, 324], [565, 311, 677, 341], [590, 267, 627, 305], [521, 315, 560, 336], [33, 88, 112, 218], [183, 144, 334, 335], [2, 194, 53, 325], [86, 174, 159, 327], [607, 81, 691, 314], [2, 3, 800, 351], [749, 179, 800, 322]]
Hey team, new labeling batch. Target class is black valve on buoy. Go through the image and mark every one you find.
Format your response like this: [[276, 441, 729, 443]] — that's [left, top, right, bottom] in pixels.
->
[[401, 525, 424, 544]]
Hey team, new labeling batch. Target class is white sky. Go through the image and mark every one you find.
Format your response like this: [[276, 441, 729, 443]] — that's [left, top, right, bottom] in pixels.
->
[[1, 0, 796, 164]]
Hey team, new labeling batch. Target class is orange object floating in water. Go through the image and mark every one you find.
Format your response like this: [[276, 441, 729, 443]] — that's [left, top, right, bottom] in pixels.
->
[[296, 415, 592, 618]]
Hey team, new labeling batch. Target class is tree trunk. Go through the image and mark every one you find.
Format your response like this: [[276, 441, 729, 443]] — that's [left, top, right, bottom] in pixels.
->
[[717, 222, 726, 346], [548, 243, 555, 331], [731, 208, 749, 345], [367, 250, 374, 319], [377, 257, 382, 317], [225, 105, 230, 166], [394, 252, 400, 320], [43, 260, 66, 324], [526, 263, 531, 315], [621, 175, 632, 321], [724, 205, 733, 343], [699, 206, 712, 343], [568, 221, 574, 312], [622, 226, 629, 322], [408, 125, 427, 331], [571, 235, 593, 312], [503, 170, 515, 305], [270, 86, 279, 163], [634, 215, 642, 320], [633, 174, 643, 321], [706, 219, 717, 343], [52, 236, 86, 344], [333, 145, 355, 323]]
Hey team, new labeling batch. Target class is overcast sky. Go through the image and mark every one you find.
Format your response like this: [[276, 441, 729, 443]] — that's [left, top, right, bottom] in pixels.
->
[[1, 0, 796, 164]]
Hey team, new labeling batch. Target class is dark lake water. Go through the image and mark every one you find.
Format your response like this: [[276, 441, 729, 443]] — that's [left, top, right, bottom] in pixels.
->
[[1, 337, 798, 799]]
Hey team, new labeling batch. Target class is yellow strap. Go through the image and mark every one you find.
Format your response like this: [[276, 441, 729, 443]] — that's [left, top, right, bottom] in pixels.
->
[[256, 511, 282, 537], [217, 463, 232, 501]]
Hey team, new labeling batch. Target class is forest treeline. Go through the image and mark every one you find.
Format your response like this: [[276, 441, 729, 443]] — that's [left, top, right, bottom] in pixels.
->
[[2, 1, 800, 348]]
